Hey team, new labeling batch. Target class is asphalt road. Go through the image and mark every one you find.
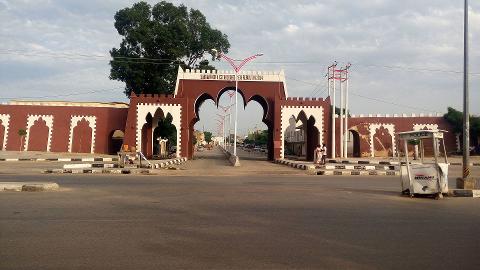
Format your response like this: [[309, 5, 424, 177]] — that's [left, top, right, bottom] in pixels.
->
[[1, 149, 479, 269]]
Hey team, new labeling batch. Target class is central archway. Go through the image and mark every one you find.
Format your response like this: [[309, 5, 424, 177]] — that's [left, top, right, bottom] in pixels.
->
[[191, 86, 272, 160]]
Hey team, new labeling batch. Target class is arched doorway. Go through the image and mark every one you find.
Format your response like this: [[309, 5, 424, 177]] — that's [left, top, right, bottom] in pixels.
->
[[109, 130, 124, 154], [141, 113, 153, 157], [192, 87, 271, 161], [27, 118, 49, 151], [153, 112, 177, 159], [373, 126, 393, 157], [72, 118, 93, 153], [347, 130, 360, 157]]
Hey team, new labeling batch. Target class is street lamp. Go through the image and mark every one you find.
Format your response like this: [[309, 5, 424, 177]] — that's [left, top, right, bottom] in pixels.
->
[[213, 49, 263, 156]]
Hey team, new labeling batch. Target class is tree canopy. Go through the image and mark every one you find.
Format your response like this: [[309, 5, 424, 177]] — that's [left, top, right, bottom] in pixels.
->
[[204, 131, 212, 143], [110, 1, 230, 97], [443, 107, 480, 146]]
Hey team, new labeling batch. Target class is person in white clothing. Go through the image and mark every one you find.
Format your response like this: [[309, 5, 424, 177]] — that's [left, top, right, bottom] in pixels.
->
[[321, 144, 327, 165]]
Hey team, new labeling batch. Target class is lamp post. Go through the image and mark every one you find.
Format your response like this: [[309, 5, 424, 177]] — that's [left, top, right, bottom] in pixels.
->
[[219, 104, 233, 150], [213, 49, 263, 156], [216, 114, 226, 148]]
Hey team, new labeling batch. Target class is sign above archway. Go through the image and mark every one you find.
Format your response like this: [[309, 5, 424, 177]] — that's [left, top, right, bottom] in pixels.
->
[[174, 67, 288, 97]]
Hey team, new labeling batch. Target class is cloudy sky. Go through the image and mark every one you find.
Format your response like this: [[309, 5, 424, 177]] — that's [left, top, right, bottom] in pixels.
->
[[0, 0, 479, 136]]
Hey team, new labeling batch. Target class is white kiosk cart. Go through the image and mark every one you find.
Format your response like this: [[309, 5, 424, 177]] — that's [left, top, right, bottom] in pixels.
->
[[397, 130, 449, 199]]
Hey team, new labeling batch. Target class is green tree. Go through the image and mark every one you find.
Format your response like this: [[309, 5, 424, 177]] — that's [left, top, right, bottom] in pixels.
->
[[204, 131, 212, 143], [110, 1, 230, 97], [444, 107, 480, 146], [153, 114, 177, 145]]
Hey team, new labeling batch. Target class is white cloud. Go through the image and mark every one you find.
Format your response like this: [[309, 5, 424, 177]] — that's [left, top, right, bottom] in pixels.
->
[[285, 24, 299, 33]]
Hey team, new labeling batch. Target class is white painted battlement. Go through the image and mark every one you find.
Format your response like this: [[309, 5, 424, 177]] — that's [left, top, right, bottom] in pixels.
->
[[174, 67, 288, 97], [349, 113, 442, 118]]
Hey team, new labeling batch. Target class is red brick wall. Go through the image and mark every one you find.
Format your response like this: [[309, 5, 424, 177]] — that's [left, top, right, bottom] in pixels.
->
[[0, 104, 128, 154]]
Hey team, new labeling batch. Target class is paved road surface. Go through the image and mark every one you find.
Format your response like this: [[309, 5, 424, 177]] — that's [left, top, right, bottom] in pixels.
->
[[1, 148, 479, 269]]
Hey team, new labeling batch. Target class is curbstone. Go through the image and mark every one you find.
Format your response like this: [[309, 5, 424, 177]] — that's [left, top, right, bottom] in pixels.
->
[[0, 157, 119, 162], [316, 170, 400, 176], [153, 157, 188, 169], [448, 189, 480, 198], [1, 182, 59, 192]]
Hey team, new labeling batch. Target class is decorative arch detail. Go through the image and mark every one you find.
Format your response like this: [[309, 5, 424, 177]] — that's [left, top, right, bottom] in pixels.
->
[[0, 114, 10, 150], [369, 123, 395, 157], [280, 106, 324, 158], [68, 115, 96, 153], [24, 115, 54, 152], [413, 124, 438, 131], [136, 103, 182, 157]]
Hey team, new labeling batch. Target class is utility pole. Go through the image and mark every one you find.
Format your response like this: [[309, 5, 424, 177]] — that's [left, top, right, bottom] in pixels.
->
[[462, 0, 473, 188], [343, 63, 351, 158], [329, 62, 337, 158], [340, 69, 344, 158]]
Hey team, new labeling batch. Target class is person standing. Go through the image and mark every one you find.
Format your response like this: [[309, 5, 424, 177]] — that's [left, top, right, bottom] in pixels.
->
[[321, 143, 327, 165], [314, 144, 322, 164]]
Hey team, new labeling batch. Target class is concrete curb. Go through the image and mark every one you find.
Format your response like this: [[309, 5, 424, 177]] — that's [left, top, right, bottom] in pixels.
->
[[63, 163, 119, 169], [320, 165, 397, 171], [326, 159, 480, 166], [1, 182, 59, 192], [274, 159, 315, 170], [316, 170, 399, 176], [219, 147, 241, 167], [43, 168, 155, 175], [0, 157, 118, 162], [448, 189, 480, 198], [153, 157, 188, 168]]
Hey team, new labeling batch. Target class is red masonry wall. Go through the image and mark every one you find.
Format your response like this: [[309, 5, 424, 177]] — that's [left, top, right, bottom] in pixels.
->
[[0, 103, 128, 154]]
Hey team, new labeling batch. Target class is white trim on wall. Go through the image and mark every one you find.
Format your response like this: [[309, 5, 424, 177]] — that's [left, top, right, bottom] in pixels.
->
[[68, 116, 97, 153], [369, 123, 396, 157], [0, 114, 10, 150], [136, 103, 182, 157], [280, 106, 324, 159], [24, 115, 54, 152]]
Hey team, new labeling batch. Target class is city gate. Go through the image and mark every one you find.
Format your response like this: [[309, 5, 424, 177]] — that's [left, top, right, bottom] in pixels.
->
[[122, 67, 330, 161]]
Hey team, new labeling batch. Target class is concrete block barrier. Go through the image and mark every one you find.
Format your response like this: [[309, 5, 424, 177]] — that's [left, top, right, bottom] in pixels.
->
[[316, 170, 399, 176], [448, 189, 480, 198], [63, 163, 118, 169], [43, 168, 156, 175], [153, 157, 188, 168], [1, 182, 59, 192]]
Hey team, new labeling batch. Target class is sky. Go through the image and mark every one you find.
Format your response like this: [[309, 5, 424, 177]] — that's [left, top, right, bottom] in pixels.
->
[[0, 0, 479, 136]]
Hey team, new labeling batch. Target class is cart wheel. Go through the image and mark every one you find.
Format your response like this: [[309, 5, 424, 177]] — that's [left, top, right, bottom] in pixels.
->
[[434, 193, 443, 200], [409, 194, 414, 198]]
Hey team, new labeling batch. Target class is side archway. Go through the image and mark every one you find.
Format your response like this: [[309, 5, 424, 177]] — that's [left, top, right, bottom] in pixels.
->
[[27, 118, 49, 151]]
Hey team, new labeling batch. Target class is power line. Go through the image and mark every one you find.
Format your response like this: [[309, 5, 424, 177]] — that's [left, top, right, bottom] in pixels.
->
[[0, 87, 124, 100], [2, 49, 479, 75]]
